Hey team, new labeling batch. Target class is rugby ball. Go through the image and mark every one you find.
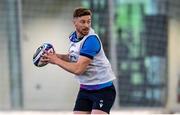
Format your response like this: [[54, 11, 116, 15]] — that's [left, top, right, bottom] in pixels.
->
[[33, 43, 55, 67]]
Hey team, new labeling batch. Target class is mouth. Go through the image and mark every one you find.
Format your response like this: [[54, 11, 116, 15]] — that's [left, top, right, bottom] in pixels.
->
[[82, 28, 89, 33]]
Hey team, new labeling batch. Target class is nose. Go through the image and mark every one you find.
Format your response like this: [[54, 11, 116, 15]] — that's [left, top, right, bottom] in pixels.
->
[[84, 22, 89, 28]]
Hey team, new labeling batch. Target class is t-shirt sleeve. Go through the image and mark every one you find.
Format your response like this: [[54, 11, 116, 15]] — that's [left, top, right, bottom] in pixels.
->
[[80, 35, 101, 59]]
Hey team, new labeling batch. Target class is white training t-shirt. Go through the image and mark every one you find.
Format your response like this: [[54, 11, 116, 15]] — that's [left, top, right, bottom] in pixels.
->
[[68, 28, 116, 85]]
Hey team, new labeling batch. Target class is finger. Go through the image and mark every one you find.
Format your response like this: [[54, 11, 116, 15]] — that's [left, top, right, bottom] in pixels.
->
[[41, 54, 48, 59], [43, 50, 49, 55], [42, 53, 48, 58], [49, 50, 53, 54], [41, 57, 49, 62]]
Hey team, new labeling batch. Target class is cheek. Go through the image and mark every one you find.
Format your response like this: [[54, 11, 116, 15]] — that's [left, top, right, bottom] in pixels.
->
[[76, 25, 82, 30], [74, 23, 78, 28], [74, 22, 79, 28], [75, 25, 79, 30]]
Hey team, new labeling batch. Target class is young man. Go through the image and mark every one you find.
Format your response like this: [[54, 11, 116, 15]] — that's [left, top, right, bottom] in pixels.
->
[[42, 7, 116, 114]]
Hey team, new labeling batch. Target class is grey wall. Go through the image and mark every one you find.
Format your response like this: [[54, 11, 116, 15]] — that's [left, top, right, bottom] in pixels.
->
[[21, 1, 81, 110], [0, 1, 11, 109], [167, 19, 180, 112]]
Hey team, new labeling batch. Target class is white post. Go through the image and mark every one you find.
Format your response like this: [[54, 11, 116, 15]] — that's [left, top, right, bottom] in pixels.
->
[[7, 0, 23, 109], [108, 0, 119, 109]]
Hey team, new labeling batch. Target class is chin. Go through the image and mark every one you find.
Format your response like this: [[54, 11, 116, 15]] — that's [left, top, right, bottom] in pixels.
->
[[83, 31, 89, 35]]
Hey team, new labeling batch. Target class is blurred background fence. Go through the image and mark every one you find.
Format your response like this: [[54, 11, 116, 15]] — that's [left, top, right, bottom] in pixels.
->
[[0, 0, 180, 113]]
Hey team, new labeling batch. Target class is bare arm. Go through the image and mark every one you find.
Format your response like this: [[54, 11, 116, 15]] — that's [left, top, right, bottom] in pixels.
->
[[42, 52, 92, 75], [55, 56, 91, 75], [56, 54, 70, 62]]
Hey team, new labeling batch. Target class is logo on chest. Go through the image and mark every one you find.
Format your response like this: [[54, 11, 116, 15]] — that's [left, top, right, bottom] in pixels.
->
[[69, 50, 79, 62], [69, 43, 81, 62]]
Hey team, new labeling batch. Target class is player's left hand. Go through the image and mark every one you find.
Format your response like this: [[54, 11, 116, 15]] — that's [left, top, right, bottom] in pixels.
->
[[41, 51, 59, 65]]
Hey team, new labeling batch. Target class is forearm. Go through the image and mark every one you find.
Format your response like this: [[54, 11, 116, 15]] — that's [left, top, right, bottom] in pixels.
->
[[41, 53, 91, 75], [55, 59, 83, 75], [56, 54, 69, 62], [54, 56, 91, 75]]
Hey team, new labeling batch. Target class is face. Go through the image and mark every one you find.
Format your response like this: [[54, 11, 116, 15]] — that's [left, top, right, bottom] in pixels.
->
[[73, 15, 91, 37]]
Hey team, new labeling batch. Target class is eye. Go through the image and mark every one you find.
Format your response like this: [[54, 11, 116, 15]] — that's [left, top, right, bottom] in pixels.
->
[[87, 20, 91, 24], [80, 20, 85, 24]]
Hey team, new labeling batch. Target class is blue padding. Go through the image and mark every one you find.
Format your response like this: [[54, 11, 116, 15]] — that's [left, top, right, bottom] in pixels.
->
[[80, 35, 101, 59]]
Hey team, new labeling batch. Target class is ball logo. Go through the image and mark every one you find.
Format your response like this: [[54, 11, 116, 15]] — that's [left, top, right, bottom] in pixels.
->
[[99, 100, 103, 108]]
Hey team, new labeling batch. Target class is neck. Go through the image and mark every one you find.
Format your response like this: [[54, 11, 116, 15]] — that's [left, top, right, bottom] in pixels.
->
[[76, 31, 83, 38]]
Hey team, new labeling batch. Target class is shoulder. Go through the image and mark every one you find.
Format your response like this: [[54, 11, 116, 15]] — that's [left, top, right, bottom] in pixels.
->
[[69, 31, 77, 42], [83, 35, 101, 46], [81, 35, 101, 54]]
